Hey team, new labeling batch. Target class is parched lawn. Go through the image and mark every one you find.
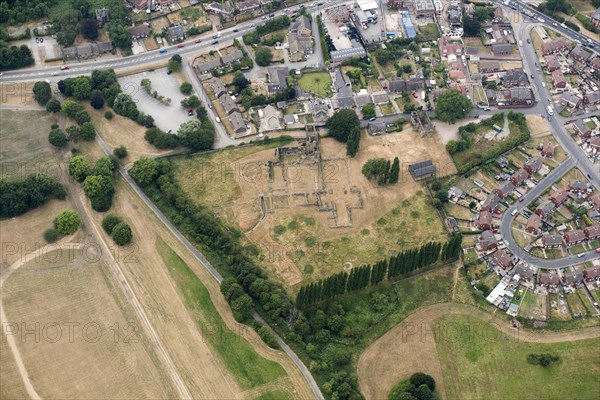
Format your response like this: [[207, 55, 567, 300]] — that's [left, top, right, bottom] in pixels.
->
[[156, 236, 288, 390], [297, 72, 333, 97], [435, 314, 600, 400]]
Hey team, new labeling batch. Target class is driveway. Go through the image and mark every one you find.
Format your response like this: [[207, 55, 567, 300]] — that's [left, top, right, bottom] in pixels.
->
[[118, 68, 195, 132]]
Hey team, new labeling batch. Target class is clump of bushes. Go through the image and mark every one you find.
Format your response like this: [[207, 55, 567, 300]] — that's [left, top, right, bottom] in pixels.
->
[[102, 214, 133, 246], [527, 353, 560, 367]]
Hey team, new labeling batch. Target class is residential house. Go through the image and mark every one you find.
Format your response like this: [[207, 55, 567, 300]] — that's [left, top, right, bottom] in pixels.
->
[[535, 199, 555, 218], [541, 39, 569, 55], [166, 24, 185, 44], [126, 0, 148, 10], [506, 87, 533, 104], [573, 120, 592, 138], [514, 263, 536, 285], [371, 91, 389, 105], [583, 266, 600, 282], [206, 77, 227, 98], [493, 6, 504, 22], [510, 168, 529, 186], [481, 193, 500, 212], [266, 67, 289, 95], [550, 188, 568, 206], [367, 122, 387, 135], [259, 105, 282, 131], [589, 137, 600, 151], [563, 229, 586, 246], [584, 91, 600, 106], [584, 224, 600, 241], [95, 8, 109, 27], [220, 48, 243, 66], [592, 7, 600, 28], [590, 193, 600, 211], [492, 43, 512, 55], [479, 60, 500, 73], [559, 91, 581, 109], [562, 270, 584, 286], [541, 140, 554, 158], [194, 56, 222, 73], [219, 94, 239, 115], [568, 179, 588, 193], [447, 7, 462, 26], [205, 2, 234, 15], [408, 160, 436, 180], [502, 69, 528, 88], [438, 37, 463, 58], [479, 230, 498, 251], [542, 233, 562, 248], [551, 69, 566, 89], [288, 16, 313, 62], [571, 46, 592, 63], [545, 55, 561, 72], [526, 213, 541, 235], [496, 155, 509, 168], [591, 56, 600, 70], [237, 0, 260, 13], [387, 77, 424, 93], [476, 210, 493, 230], [129, 25, 152, 40], [335, 69, 354, 108], [354, 93, 372, 108], [229, 111, 246, 134], [524, 156, 542, 175], [538, 272, 560, 288], [491, 249, 513, 270], [495, 181, 515, 199]]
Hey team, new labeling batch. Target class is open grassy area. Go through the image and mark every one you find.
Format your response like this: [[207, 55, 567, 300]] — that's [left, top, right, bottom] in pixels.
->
[[297, 72, 333, 97], [155, 236, 288, 390], [0, 110, 59, 178], [271, 191, 448, 285], [435, 314, 600, 400]]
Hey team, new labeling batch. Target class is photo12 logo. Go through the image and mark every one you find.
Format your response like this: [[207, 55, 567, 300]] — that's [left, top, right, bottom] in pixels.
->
[[2, 321, 140, 344]]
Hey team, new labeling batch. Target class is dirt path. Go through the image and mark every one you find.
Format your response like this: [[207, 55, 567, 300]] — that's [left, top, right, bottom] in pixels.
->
[[357, 302, 600, 400], [66, 180, 193, 399], [0, 238, 81, 400], [451, 262, 461, 302]]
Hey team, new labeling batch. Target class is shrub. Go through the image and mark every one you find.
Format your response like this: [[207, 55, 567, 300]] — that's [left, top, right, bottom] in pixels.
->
[[527, 353, 560, 367], [102, 214, 123, 234], [48, 128, 68, 147], [112, 222, 133, 245], [104, 110, 113, 119], [113, 145, 128, 159], [180, 82, 193, 94], [43, 228, 60, 243], [54, 210, 81, 234]]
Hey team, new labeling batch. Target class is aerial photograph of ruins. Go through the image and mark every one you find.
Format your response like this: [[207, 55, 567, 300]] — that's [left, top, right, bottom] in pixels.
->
[[1, 0, 599, 398]]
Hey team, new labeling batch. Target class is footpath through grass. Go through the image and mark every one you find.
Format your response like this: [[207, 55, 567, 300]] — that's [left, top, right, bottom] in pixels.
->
[[434, 314, 600, 400], [155, 236, 287, 390]]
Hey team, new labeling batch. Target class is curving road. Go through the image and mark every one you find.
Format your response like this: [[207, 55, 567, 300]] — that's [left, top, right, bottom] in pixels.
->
[[499, 21, 600, 268]]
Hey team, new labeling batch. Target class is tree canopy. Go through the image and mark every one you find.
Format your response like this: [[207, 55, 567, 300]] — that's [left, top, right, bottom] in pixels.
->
[[33, 81, 52, 105], [435, 89, 472, 124], [178, 119, 215, 152], [54, 210, 81, 235], [326, 109, 360, 142], [129, 157, 158, 186], [255, 47, 273, 66]]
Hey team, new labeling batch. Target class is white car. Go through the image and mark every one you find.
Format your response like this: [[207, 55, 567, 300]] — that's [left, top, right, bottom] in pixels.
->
[[51, 71, 59, 76], [541, 82, 546, 87]]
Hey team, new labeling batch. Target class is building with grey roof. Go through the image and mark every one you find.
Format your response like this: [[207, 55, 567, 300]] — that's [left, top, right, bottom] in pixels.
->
[[330, 47, 366, 63]]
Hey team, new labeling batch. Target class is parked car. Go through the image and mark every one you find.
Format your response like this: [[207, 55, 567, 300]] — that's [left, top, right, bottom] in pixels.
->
[[369, 117, 376, 121], [167, 69, 173, 74], [60, 66, 69, 70], [178, 44, 184, 48], [51, 71, 59, 76], [187, 108, 194, 116], [195, 39, 202, 43], [159, 49, 167, 53], [211, 40, 218, 45]]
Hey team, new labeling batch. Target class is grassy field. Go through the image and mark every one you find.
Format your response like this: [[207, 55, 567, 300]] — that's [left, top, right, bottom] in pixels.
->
[[254, 390, 291, 400], [155, 236, 288, 391], [297, 72, 333, 97], [0, 110, 59, 178], [435, 314, 600, 400], [271, 191, 448, 285]]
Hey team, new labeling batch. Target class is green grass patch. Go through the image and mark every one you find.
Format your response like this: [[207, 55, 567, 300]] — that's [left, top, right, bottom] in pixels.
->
[[435, 314, 600, 400], [155, 236, 287, 390], [253, 390, 290, 400], [297, 72, 333, 97]]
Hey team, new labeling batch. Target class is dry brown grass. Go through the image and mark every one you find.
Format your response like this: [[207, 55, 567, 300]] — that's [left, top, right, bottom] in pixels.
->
[[174, 130, 456, 288], [0, 82, 39, 107], [0, 339, 29, 400], [2, 247, 175, 399]]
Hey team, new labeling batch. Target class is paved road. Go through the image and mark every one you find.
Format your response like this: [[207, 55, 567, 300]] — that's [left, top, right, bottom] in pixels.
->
[[94, 134, 325, 400], [497, 22, 600, 268]]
